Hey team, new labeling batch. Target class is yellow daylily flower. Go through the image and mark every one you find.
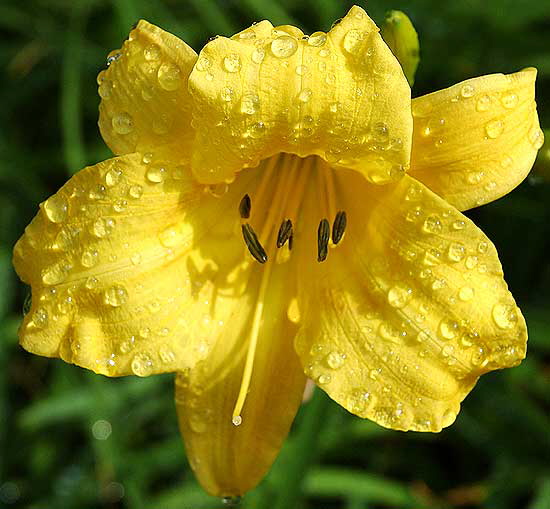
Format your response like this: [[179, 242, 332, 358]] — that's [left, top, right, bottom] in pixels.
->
[[13, 5, 543, 498]]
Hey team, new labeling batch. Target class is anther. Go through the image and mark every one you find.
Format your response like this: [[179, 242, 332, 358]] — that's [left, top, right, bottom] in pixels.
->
[[317, 218, 330, 262], [276, 219, 293, 248], [239, 194, 251, 219], [332, 210, 347, 245], [241, 223, 268, 263], [289, 234, 294, 251]]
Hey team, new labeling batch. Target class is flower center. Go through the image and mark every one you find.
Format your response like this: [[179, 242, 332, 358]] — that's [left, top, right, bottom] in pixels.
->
[[230, 153, 348, 425]]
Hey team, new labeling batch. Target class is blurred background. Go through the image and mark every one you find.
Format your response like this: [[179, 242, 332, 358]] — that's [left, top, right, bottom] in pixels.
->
[[1, 0, 549, 508]]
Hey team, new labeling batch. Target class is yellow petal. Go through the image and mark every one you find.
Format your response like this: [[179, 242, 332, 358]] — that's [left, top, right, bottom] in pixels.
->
[[175, 259, 306, 496], [187, 5, 411, 185], [13, 153, 266, 376], [410, 68, 542, 210], [295, 172, 526, 432], [98, 21, 197, 157]]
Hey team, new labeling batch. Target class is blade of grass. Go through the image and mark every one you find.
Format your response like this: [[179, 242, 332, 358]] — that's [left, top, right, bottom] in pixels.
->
[[61, 1, 89, 175]]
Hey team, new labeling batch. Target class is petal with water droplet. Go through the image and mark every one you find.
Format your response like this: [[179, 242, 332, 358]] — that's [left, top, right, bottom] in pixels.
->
[[13, 154, 274, 377], [187, 5, 412, 185], [98, 20, 197, 158], [295, 173, 526, 432], [410, 68, 541, 211]]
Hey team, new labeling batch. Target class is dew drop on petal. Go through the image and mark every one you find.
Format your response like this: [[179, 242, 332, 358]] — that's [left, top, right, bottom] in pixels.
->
[[460, 84, 475, 98], [240, 94, 260, 115], [146, 164, 167, 183], [31, 307, 49, 328], [223, 54, 241, 73], [476, 95, 491, 112], [157, 62, 182, 91], [439, 319, 458, 340], [387, 284, 412, 308], [492, 302, 518, 329], [485, 119, 504, 139], [103, 285, 128, 307], [458, 286, 475, 301], [131, 352, 154, 376], [43, 195, 68, 223], [308, 31, 327, 47], [326, 351, 345, 369], [112, 112, 134, 134], [128, 185, 143, 199], [81, 249, 99, 268], [251, 48, 265, 64], [297, 88, 312, 103], [501, 93, 518, 109], [343, 29, 366, 54], [270, 35, 298, 58], [144, 43, 161, 61]]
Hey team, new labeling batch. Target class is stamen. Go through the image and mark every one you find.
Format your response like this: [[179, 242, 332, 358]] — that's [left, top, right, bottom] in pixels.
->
[[332, 210, 347, 244], [317, 218, 330, 262], [232, 260, 273, 425], [288, 234, 294, 251], [276, 219, 293, 248], [239, 194, 251, 219], [241, 223, 268, 263]]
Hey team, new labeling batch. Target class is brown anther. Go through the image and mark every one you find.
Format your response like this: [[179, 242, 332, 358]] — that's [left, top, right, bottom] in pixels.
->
[[317, 218, 330, 262], [276, 219, 293, 248], [239, 194, 251, 219], [332, 210, 347, 245], [241, 223, 267, 263]]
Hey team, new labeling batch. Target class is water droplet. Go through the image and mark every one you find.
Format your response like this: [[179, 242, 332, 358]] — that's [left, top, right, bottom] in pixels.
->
[[159, 346, 176, 364], [112, 199, 128, 213], [103, 284, 128, 307], [81, 249, 99, 268], [529, 127, 544, 149], [43, 195, 68, 223], [317, 373, 331, 385], [465, 255, 478, 269], [248, 121, 266, 138], [206, 183, 228, 197], [222, 495, 242, 507], [458, 286, 475, 301], [84, 276, 99, 289], [295, 64, 308, 76], [106, 52, 121, 66], [343, 29, 366, 54], [422, 215, 443, 234], [146, 164, 167, 183], [270, 35, 298, 58], [308, 31, 327, 47], [501, 92, 518, 109], [329, 102, 339, 113], [297, 88, 312, 103], [467, 171, 485, 185], [131, 352, 154, 376], [41, 262, 70, 285], [452, 220, 466, 230], [476, 95, 491, 112], [485, 119, 504, 139], [128, 185, 143, 199], [223, 53, 241, 73], [387, 284, 412, 308], [251, 48, 265, 64], [144, 43, 161, 61], [240, 94, 260, 115], [195, 56, 211, 72], [142, 152, 153, 164], [460, 84, 475, 98], [31, 307, 49, 328], [492, 302, 517, 329], [447, 242, 465, 262], [471, 347, 486, 367], [439, 319, 458, 340], [157, 62, 182, 91], [220, 86, 235, 102], [159, 225, 185, 247], [112, 112, 134, 134], [326, 351, 345, 370], [92, 218, 115, 238], [477, 241, 488, 254], [372, 122, 389, 143]]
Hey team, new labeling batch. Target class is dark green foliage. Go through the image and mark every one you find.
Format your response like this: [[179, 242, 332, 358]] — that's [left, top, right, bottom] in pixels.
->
[[1, 1, 549, 508]]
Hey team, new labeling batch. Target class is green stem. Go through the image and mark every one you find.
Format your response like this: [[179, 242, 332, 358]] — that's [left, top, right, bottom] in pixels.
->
[[271, 390, 332, 509]]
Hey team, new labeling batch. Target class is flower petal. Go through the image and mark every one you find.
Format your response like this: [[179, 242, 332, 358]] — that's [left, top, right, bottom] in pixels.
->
[[13, 153, 264, 376], [175, 261, 306, 496], [410, 69, 542, 211], [295, 172, 526, 432], [98, 21, 197, 157], [187, 5, 411, 185]]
